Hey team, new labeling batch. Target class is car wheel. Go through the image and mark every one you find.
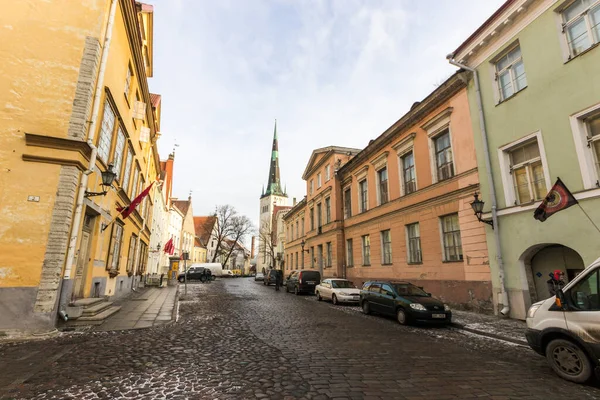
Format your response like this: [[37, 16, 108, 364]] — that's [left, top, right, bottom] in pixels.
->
[[294, 286, 299, 295], [546, 339, 593, 383], [362, 301, 370, 315], [396, 308, 407, 325], [316, 291, 322, 301], [332, 294, 338, 305]]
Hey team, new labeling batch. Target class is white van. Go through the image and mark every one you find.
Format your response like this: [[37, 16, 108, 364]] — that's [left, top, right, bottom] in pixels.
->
[[526, 256, 600, 383], [189, 263, 223, 277]]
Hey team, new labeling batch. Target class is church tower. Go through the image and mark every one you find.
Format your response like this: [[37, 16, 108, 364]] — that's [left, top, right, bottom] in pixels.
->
[[257, 120, 288, 273]]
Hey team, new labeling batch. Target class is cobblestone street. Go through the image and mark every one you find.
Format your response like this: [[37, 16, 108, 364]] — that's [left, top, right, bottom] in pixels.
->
[[1, 278, 599, 399]]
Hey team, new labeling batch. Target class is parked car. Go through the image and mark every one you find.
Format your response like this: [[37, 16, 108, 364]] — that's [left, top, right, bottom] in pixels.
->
[[284, 270, 321, 295], [177, 266, 212, 282], [188, 263, 223, 277], [526, 257, 600, 383], [254, 272, 264, 281], [264, 269, 283, 286], [359, 281, 451, 325], [315, 279, 360, 305], [222, 270, 234, 278]]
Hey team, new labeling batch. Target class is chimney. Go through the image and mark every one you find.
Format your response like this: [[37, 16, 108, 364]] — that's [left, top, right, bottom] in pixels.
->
[[250, 236, 256, 258], [293, 197, 297, 206]]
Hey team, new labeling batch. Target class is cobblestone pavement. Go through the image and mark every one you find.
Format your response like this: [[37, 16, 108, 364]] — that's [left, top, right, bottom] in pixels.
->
[[0, 278, 599, 399]]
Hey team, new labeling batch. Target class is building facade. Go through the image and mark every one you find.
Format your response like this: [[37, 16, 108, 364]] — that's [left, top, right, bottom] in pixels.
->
[[0, 0, 162, 331], [257, 121, 288, 273], [449, 0, 600, 319]]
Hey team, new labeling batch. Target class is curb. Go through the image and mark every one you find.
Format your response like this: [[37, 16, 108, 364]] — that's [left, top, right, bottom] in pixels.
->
[[450, 322, 529, 346]]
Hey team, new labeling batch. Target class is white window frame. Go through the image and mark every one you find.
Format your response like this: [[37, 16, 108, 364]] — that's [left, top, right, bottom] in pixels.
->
[[361, 235, 371, 266], [570, 102, 600, 189], [346, 238, 353, 267], [326, 242, 332, 267], [393, 133, 417, 196], [376, 167, 389, 205], [557, 0, 600, 60], [325, 164, 330, 181], [124, 63, 133, 100], [380, 230, 392, 265], [317, 173, 322, 188], [310, 179, 314, 195], [343, 186, 352, 218], [423, 108, 454, 184], [498, 131, 552, 207], [325, 197, 331, 223], [359, 179, 368, 213], [97, 100, 116, 163], [405, 223, 422, 264], [493, 43, 527, 102], [439, 214, 463, 262]]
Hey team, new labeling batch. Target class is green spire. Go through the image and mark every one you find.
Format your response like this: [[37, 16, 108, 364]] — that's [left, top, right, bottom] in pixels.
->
[[262, 119, 287, 199]]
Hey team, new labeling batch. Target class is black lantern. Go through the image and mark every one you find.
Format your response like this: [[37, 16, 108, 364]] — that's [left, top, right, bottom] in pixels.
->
[[470, 193, 493, 228], [300, 239, 309, 253], [85, 164, 117, 197], [157, 243, 161, 251]]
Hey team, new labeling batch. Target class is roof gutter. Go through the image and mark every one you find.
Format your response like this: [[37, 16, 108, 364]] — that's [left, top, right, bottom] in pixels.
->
[[446, 54, 510, 317]]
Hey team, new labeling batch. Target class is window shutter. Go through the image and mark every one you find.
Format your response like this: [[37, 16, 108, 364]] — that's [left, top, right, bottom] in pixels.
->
[[140, 126, 150, 143], [133, 100, 146, 120]]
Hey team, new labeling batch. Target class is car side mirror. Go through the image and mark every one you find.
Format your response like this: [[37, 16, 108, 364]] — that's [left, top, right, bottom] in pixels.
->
[[555, 289, 568, 310]]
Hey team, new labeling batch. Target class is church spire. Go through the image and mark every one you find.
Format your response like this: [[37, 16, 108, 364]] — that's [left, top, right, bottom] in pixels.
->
[[262, 119, 286, 198]]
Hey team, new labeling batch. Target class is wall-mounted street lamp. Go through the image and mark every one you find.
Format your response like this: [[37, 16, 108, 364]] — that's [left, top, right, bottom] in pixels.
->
[[84, 164, 117, 198], [470, 192, 493, 228]]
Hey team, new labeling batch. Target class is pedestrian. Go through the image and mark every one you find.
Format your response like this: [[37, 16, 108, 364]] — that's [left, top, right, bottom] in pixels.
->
[[547, 269, 565, 297], [204, 268, 212, 283], [275, 270, 283, 291]]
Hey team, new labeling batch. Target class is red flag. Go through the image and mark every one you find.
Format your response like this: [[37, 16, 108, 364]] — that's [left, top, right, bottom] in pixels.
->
[[117, 182, 154, 219], [534, 177, 578, 222], [163, 238, 174, 255]]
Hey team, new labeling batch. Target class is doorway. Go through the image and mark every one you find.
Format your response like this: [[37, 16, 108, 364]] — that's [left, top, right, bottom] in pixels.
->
[[530, 245, 584, 301], [73, 212, 95, 298]]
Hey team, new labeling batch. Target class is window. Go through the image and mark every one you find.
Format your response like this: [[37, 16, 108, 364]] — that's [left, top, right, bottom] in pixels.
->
[[434, 130, 454, 181], [310, 180, 314, 195], [406, 223, 422, 263], [325, 165, 331, 181], [359, 179, 368, 213], [296, 221, 299, 239], [137, 241, 148, 274], [113, 128, 126, 181], [344, 188, 352, 218], [317, 173, 322, 188], [310, 208, 314, 230], [402, 152, 416, 195], [287, 227, 290, 242], [317, 203, 322, 228], [561, 0, 600, 57], [361, 235, 371, 266], [318, 245, 323, 269], [107, 222, 124, 271], [124, 64, 133, 100], [301, 217, 305, 236], [295, 252, 299, 270], [326, 242, 332, 267], [495, 45, 527, 101], [508, 140, 547, 204], [97, 100, 116, 162], [325, 197, 331, 223], [130, 166, 140, 198], [346, 239, 353, 267], [441, 214, 463, 262], [586, 114, 600, 177], [126, 234, 137, 274], [377, 167, 389, 204], [569, 269, 599, 311], [122, 148, 133, 194], [310, 247, 314, 268], [381, 230, 392, 265]]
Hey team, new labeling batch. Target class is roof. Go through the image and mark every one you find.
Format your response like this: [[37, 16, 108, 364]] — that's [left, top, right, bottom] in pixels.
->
[[273, 205, 292, 216], [194, 237, 202, 247], [150, 93, 161, 108], [194, 216, 217, 246], [302, 146, 361, 180], [450, 0, 514, 58], [136, 2, 154, 13], [172, 199, 191, 216]]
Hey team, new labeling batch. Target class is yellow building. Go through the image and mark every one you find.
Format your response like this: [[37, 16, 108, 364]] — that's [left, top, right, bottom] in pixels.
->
[[0, 0, 161, 332]]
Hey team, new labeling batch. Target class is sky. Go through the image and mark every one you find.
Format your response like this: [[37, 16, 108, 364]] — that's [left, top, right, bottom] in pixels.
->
[[145, 0, 505, 238]]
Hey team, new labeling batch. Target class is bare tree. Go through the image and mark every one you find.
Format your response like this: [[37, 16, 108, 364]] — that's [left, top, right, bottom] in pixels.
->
[[204, 205, 254, 266], [258, 218, 277, 271]]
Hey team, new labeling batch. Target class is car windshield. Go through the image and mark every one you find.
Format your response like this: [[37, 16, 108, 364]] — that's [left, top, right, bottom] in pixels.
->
[[392, 283, 428, 297], [331, 280, 354, 289], [301, 271, 320, 280]]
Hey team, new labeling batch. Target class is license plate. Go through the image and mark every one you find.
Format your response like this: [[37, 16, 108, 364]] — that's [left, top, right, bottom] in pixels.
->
[[432, 314, 446, 319], [307, 281, 315, 285]]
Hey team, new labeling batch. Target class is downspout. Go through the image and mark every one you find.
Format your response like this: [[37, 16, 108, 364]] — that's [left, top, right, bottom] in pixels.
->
[[446, 55, 510, 316], [63, 0, 119, 282]]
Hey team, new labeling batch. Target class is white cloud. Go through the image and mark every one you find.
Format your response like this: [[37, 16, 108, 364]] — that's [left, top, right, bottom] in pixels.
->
[[145, 0, 504, 238]]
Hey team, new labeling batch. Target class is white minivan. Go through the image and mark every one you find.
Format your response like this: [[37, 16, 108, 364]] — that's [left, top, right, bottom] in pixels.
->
[[188, 263, 223, 277], [526, 256, 600, 383]]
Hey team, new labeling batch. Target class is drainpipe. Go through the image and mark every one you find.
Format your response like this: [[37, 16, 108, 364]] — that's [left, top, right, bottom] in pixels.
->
[[63, 0, 118, 281], [446, 54, 510, 316]]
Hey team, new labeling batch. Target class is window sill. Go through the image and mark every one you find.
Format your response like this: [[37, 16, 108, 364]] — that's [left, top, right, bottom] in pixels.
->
[[442, 259, 464, 263], [347, 265, 354, 268], [362, 264, 371, 267], [564, 42, 599, 64], [407, 262, 422, 265], [381, 263, 393, 266], [495, 86, 527, 106]]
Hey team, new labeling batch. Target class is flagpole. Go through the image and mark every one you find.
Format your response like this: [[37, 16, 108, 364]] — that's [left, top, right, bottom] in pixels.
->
[[577, 203, 600, 234], [101, 213, 121, 232]]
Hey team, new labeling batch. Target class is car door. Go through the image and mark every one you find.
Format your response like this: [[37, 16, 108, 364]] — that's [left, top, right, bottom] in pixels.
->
[[187, 267, 196, 280], [287, 271, 298, 290], [379, 284, 396, 316], [366, 283, 382, 312], [563, 266, 600, 343], [320, 279, 330, 298]]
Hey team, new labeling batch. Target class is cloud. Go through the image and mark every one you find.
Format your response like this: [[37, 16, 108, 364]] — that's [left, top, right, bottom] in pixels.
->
[[145, 0, 504, 239]]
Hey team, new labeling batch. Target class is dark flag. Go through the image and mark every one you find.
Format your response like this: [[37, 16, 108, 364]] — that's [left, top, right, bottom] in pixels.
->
[[117, 182, 154, 219], [534, 178, 578, 222]]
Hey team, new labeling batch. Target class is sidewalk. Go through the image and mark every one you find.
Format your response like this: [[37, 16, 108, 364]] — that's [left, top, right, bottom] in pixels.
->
[[451, 310, 528, 345], [94, 285, 178, 331]]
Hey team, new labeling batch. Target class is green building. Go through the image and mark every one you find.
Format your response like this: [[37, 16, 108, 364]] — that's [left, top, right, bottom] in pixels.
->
[[448, 0, 600, 319]]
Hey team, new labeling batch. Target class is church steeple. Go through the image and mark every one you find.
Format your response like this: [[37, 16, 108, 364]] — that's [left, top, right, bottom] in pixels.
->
[[262, 120, 287, 198]]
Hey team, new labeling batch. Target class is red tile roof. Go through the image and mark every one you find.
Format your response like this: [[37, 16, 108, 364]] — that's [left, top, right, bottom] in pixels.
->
[[150, 93, 161, 108], [172, 199, 191, 216], [136, 2, 154, 13], [194, 216, 217, 246]]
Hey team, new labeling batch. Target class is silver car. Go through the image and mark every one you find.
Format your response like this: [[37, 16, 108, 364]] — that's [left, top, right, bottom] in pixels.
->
[[315, 279, 361, 305]]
